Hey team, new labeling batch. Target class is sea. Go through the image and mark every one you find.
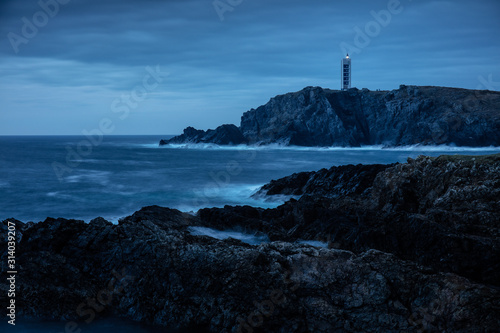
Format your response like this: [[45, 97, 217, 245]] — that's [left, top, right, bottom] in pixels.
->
[[1, 135, 500, 332]]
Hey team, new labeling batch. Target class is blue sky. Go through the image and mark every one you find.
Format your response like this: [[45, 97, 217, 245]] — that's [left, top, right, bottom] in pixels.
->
[[0, 0, 499, 135]]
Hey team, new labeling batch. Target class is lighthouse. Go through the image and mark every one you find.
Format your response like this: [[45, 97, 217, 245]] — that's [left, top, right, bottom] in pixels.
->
[[341, 54, 351, 91]]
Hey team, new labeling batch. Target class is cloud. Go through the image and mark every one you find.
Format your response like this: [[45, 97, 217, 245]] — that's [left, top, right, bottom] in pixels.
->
[[0, 0, 499, 134]]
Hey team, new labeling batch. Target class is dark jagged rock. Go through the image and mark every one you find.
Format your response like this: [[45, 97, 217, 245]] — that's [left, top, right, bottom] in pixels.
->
[[160, 124, 247, 145], [372, 154, 500, 216], [161, 85, 500, 147], [2, 154, 500, 332], [1, 216, 499, 332], [256, 163, 396, 197], [200, 154, 500, 287]]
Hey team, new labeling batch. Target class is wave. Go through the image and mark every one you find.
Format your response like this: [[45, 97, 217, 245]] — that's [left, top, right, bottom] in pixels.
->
[[372, 144, 500, 152], [159, 143, 260, 150], [250, 190, 299, 203], [174, 184, 286, 214], [187, 228, 331, 248], [188, 226, 270, 245], [64, 170, 111, 185], [297, 240, 329, 248], [67, 159, 102, 164], [157, 142, 500, 152], [46, 191, 76, 200], [132, 143, 165, 149]]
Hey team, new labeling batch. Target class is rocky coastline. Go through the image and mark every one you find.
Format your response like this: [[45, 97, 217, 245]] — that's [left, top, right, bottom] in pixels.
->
[[1, 154, 500, 332], [160, 85, 500, 147]]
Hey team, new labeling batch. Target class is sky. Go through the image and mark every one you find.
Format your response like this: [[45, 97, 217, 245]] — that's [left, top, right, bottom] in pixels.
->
[[0, 0, 499, 135]]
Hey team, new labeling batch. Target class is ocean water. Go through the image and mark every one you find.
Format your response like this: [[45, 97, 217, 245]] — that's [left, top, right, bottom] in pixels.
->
[[1, 135, 500, 332], [1, 135, 500, 223]]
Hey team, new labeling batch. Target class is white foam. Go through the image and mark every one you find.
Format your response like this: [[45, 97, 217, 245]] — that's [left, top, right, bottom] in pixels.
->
[[136, 143, 164, 149], [67, 159, 102, 164], [251, 190, 299, 204], [156, 143, 500, 152], [297, 240, 329, 248], [64, 170, 111, 185], [160, 143, 255, 150], [45, 191, 76, 200], [188, 226, 270, 245], [175, 183, 287, 213], [371, 144, 500, 152]]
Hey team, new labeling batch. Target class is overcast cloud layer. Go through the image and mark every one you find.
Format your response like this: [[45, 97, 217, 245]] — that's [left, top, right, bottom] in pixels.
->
[[0, 0, 499, 135]]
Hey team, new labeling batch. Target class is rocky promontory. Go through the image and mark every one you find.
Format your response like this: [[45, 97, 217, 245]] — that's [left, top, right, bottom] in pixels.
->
[[1, 154, 500, 332], [160, 85, 500, 147], [160, 124, 247, 146]]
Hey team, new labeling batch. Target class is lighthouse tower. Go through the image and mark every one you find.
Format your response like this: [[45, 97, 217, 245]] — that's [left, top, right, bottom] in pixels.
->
[[341, 54, 351, 91]]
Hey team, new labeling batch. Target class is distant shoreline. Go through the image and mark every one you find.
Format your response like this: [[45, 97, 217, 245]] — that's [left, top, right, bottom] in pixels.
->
[[161, 85, 500, 148]]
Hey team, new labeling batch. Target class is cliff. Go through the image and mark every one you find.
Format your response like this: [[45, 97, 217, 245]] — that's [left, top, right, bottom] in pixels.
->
[[160, 85, 500, 147], [2, 154, 500, 332]]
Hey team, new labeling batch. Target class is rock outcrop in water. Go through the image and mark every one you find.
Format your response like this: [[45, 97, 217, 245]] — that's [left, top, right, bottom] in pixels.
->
[[2, 154, 500, 332], [160, 85, 500, 147], [160, 124, 247, 145]]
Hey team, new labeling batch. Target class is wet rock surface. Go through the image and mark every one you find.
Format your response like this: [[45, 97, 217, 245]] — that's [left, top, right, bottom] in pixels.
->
[[161, 85, 500, 147], [1, 154, 500, 332]]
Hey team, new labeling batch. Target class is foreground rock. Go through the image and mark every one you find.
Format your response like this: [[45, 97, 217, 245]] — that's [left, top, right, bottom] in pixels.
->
[[1, 154, 500, 332], [1, 215, 499, 332], [161, 85, 500, 147], [202, 154, 500, 287]]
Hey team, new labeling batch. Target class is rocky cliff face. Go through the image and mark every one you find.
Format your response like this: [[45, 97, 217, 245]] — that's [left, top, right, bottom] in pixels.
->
[[161, 86, 500, 147], [2, 154, 500, 332]]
